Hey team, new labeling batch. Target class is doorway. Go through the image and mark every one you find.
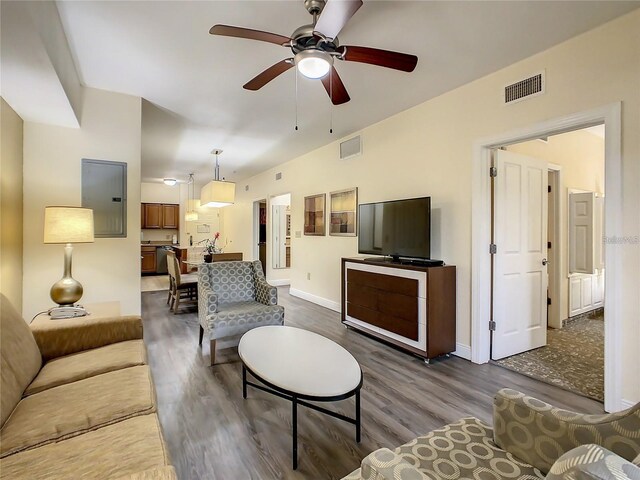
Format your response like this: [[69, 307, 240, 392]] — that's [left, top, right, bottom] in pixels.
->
[[470, 103, 622, 412], [490, 126, 605, 402], [270, 193, 291, 271], [253, 200, 267, 275]]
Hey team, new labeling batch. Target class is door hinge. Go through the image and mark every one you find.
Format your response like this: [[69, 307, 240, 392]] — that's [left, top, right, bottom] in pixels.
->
[[490, 167, 498, 177], [547, 297, 552, 306], [547, 241, 552, 249], [489, 243, 497, 254], [489, 321, 496, 331], [548, 185, 551, 193]]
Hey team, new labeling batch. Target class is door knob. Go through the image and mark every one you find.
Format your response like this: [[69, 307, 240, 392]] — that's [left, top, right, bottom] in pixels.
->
[[542, 258, 549, 266]]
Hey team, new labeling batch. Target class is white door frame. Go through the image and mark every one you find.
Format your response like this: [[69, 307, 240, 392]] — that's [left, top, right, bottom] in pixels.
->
[[471, 103, 622, 412]]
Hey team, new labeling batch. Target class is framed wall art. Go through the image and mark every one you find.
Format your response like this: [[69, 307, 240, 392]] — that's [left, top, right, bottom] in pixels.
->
[[329, 188, 358, 236], [304, 193, 326, 236]]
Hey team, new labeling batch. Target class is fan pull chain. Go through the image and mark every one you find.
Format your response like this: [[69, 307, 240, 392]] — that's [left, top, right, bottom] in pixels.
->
[[329, 69, 333, 134], [295, 67, 299, 131]]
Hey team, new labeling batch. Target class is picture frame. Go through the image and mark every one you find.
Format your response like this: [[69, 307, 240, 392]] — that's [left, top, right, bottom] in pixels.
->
[[304, 193, 326, 236], [329, 188, 358, 237]]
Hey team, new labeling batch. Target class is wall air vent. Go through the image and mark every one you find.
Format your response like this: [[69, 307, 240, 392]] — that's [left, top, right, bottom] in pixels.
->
[[504, 71, 545, 105], [340, 135, 362, 160], [275, 172, 282, 180]]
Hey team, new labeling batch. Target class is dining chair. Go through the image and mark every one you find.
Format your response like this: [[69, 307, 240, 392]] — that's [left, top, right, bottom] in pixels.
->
[[166, 250, 197, 314]]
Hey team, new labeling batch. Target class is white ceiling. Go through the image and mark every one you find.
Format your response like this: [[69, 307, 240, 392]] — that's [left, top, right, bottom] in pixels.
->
[[1, 1, 80, 128], [55, 0, 639, 185]]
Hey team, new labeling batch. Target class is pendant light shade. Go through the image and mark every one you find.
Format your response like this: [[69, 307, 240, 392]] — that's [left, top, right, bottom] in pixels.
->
[[201, 180, 235, 208], [201, 149, 235, 208]]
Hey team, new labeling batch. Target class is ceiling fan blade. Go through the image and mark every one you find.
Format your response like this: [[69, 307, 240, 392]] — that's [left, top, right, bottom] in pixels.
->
[[321, 66, 350, 105], [209, 25, 291, 46], [314, 0, 363, 40], [243, 59, 294, 91], [338, 45, 418, 72]]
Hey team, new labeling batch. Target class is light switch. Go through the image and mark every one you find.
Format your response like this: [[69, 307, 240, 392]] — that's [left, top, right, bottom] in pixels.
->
[[295, 231, 301, 238]]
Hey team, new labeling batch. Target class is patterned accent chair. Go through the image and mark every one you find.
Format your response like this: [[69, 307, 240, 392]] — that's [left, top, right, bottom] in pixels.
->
[[197, 260, 284, 365], [343, 388, 640, 480]]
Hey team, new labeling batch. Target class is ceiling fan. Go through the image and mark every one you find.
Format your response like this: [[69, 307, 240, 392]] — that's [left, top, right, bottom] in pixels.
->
[[210, 0, 418, 105]]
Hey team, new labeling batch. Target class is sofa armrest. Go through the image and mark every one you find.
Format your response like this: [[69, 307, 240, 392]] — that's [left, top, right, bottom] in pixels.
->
[[546, 444, 640, 480], [255, 279, 278, 306], [360, 448, 430, 480], [30, 315, 143, 361], [493, 388, 640, 474]]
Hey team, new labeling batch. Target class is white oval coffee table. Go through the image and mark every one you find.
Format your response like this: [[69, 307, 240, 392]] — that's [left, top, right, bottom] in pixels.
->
[[238, 325, 363, 470]]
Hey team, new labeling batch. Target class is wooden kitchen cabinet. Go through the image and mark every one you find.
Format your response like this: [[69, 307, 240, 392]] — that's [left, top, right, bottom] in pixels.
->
[[162, 204, 179, 229], [141, 246, 157, 273], [141, 203, 179, 229], [143, 204, 162, 229]]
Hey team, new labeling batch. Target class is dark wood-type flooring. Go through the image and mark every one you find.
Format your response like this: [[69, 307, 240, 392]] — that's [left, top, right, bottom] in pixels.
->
[[142, 288, 603, 480]]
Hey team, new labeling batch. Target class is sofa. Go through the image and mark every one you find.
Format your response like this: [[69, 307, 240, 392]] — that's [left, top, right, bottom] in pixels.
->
[[198, 260, 284, 365], [0, 293, 176, 479], [343, 388, 640, 480]]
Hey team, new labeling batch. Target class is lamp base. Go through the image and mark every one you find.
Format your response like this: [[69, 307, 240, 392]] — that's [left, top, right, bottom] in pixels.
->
[[50, 276, 83, 305], [48, 304, 89, 320], [50, 243, 84, 306]]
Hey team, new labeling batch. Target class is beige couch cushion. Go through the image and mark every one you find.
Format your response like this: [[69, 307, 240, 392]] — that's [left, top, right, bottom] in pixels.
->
[[0, 294, 42, 427], [24, 339, 147, 396], [0, 414, 171, 480], [0, 365, 156, 457]]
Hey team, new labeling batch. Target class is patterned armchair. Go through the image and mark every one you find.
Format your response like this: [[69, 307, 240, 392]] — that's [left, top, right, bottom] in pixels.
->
[[197, 260, 284, 365], [343, 388, 640, 480]]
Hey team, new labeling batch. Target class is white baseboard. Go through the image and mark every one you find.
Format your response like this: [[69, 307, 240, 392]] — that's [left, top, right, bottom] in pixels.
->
[[268, 279, 290, 286], [289, 288, 341, 313], [453, 343, 471, 360], [621, 399, 636, 410]]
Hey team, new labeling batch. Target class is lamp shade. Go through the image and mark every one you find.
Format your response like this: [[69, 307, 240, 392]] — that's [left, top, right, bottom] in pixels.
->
[[200, 180, 235, 208], [44, 206, 95, 244]]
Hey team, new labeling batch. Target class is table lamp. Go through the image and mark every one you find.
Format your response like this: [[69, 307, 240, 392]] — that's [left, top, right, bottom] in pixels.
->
[[43, 206, 94, 313]]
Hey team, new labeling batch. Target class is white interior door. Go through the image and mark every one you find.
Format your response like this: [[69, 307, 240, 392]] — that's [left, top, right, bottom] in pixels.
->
[[492, 150, 548, 360], [569, 192, 595, 274]]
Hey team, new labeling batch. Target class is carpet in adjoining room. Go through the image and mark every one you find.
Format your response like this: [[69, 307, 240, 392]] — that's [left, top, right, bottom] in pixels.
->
[[493, 313, 604, 402]]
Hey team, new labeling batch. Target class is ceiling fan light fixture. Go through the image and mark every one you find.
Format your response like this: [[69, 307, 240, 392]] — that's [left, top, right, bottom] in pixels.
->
[[163, 178, 177, 186], [296, 50, 332, 79]]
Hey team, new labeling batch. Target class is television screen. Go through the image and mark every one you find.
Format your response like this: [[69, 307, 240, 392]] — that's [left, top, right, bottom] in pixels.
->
[[358, 197, 431, 260]]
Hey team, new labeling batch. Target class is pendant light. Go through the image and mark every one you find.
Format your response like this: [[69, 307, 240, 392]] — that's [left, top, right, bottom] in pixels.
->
[[185, 173, 198, 221], [200, 149, 235, 208]]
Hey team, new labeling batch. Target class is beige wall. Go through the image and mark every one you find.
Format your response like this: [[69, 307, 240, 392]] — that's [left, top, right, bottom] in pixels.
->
[[507, 129, 605, 323], [22, 87, 142, 319], [141, 182, 180, 204], [224, 10, 640, 403], [0, 98, 24, 312]]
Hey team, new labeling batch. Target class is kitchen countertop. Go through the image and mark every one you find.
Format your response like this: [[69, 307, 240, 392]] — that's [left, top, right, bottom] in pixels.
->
[[140, 242, 179, 247]]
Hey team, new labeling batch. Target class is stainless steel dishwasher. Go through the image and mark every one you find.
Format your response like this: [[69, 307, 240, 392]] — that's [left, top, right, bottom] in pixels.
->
[[156, 246, 171, 274]]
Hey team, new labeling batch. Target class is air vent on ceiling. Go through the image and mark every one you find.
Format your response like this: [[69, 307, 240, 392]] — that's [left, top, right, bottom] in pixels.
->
[[340, 135, 362, 160], [504, 71, 545, 104], [275, 172, 282, 180]]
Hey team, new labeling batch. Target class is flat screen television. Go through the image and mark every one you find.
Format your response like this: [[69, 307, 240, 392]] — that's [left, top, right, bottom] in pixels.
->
[[358, 197, 431, 261]]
